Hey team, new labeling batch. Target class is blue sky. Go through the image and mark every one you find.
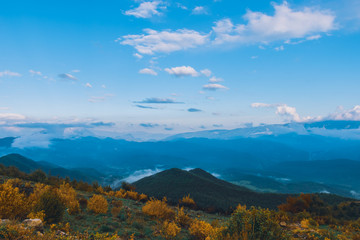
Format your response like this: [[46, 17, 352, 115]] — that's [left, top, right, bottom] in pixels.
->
[[1, 0, 360, 138]]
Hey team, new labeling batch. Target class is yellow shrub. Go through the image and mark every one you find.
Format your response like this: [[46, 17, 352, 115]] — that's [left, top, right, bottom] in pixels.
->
[[179, 194, 196, 208], [139, 193, 148, 202], [58, 182, 80, 215], [0, 180, 30, 219], [161, 220, 181, 239], [142, 197, 175, 220], [189, 219, 214, 240], [301, 219, 310, 229], [125, 190, 139, 200], [27, 210, 46, 221], [115, 189, 126, 198], [175, 207, 192, 227], [28, 183, 51, 209], [87, 194, 108, 214]]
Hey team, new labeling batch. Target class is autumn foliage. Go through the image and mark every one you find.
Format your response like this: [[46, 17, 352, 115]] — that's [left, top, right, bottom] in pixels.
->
[[87, 194, 108, 214], [142, 197, 175, 220], [179, 194, 196, 209], [0, 180, 29, 219], [278, 193, 313, 214]]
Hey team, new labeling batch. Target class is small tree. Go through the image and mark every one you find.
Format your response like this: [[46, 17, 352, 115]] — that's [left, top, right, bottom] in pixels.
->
[[0, 180, 30, 219], [29, 169, 47, 183], [87, 194, 108, 214], [34, 189, 65, 223]]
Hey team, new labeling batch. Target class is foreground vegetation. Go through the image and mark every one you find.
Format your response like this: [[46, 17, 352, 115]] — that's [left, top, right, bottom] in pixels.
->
[[0, 163, 359, 239]]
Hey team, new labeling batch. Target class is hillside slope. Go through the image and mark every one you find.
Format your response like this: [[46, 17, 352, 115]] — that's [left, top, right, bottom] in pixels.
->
[[134, 168, 289, 212], [0, 153, 104, 183]]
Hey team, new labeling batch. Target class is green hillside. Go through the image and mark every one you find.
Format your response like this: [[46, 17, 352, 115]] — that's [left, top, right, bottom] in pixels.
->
[[134, 168, 289, 212]]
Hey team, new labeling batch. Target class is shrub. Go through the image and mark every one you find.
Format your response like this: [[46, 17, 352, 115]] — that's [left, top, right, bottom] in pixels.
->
[[29, 169, 47, 183], [0, 180, 30, 219], [179, 194, 196, 209], [278, 193, 312, 214], [220, 205, 289, 240], [139, 193, 148, 203], [34, 189, 65, 224], [189, 219, 214, 240], [125, 190, 139, 201], [161, 220, 181, 239], [87, 194, 108, 214], [175, 207, 192, 228], [142, 197, 175, 220], [58, 182, 80, 215]]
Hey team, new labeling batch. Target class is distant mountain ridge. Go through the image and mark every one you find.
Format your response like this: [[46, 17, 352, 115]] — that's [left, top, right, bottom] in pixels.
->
[[0, 153, 104, 183], [133, 168, 351, 212]]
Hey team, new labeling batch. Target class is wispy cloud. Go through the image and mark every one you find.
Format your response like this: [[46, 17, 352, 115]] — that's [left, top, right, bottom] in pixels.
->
[[212, 2, 335, 45], [58, 73, 77, 81], [139, 123, 159, 128], [139, 68, 158, 76], [165, 66, 198, 77], [203, 83, 228, 90], [29, 70, 42, 76], [119, 29, 209, 55], [0, 70, 21, 78], [200, 69, 212, 77], [85, 83, 92, 88], [0, 113, 26, 120], [188, 108, 202, 112], [120, 2, 335, 55], [135, 105, 157, 109], [209, 76, 223, 83], [125, 1, 165, 19], [135, 97, 183, 104], [192, 6, 207, 15]]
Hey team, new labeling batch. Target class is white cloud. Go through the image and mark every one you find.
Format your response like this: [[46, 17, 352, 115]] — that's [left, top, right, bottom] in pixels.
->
[[327, 105, 360, 120], [209, 76, 223, 83], [125, 1, 164, 18], [85, 83, 92, 88], [139, 68, 158, 76], [306, 34, 322, 40], [120, 168, 163, 184], [0, 107, 9, 110], [71, 69, 80, 73], [251, 102, 312, 122], [165, 66, 198, 77], [0, 70, 21, 78], [203, 83, 228, 90], [29, 70, 42, 76], [200, 69, 212, 77], [276, 104, 301, 122], [251, 102, 273, 108], [133, 53, 143, 59], [0, 113, 26, 120], [101, 85, 106, 89], [119, 28, 209, 55], [192, 6, 207, 15], [213, 2, 335, 45]]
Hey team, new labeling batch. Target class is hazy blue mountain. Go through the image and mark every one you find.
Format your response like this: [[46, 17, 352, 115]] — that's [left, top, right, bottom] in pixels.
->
[[0, 153, 104, 183]]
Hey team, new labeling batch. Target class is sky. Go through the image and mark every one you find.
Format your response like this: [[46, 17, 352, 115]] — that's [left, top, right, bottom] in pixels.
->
[[1, 0, 360, 140]]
